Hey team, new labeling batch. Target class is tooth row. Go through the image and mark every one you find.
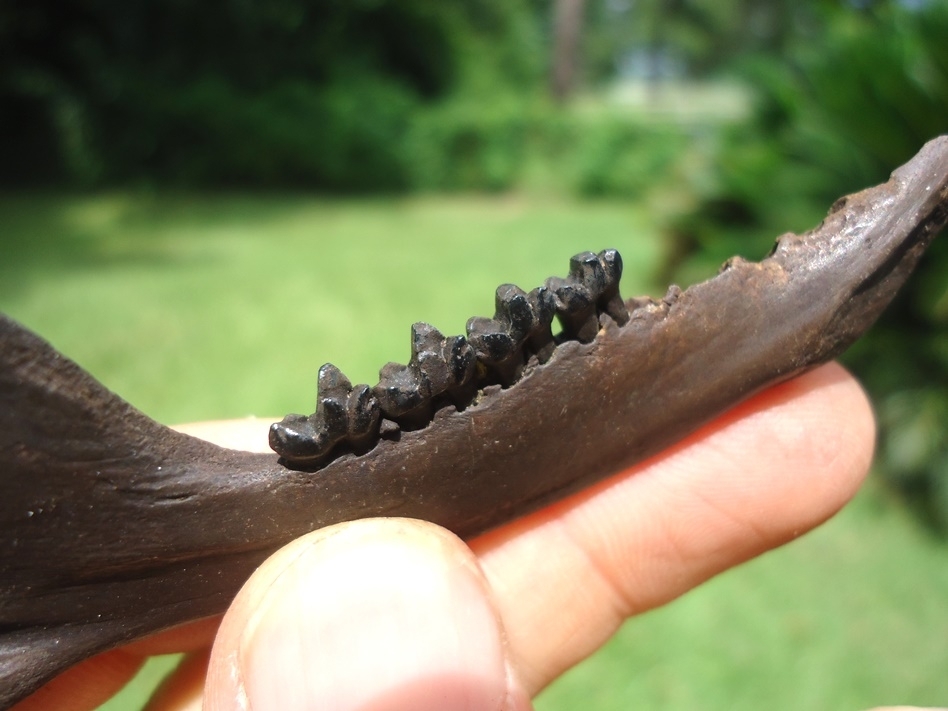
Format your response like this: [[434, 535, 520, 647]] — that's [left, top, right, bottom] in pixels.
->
[[270, 249, 628, 465]]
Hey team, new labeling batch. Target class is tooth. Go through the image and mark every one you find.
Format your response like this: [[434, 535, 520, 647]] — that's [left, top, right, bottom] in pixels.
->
[[494, 284, 534, 343], [466, 316, 517, 363], [346, 384, 380, 452], [441, 335, 477, 408], [409, 322, 477, 411], [373, 361, 430, 429], [569, 252, 608, 299], [526, 286, 556, 362], [412, 322, 452, 398], [314, 363, 351, 439], [268, 363, 351, 463], [466, 316, 521, 387], [546, 275, 598, 343], [598, 249, 629, 325]]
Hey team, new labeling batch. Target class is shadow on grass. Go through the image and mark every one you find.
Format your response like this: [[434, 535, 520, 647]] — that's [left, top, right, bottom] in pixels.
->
[[0, 193, 215, 300]]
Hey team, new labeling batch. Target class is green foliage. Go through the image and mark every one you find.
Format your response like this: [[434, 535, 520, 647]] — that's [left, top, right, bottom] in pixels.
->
[[406, 93, 535, 192], [406, 92, 688, 195], [568, 114, 687, 196], [671, 0, 948, 532], [0, 0, 547, 189]]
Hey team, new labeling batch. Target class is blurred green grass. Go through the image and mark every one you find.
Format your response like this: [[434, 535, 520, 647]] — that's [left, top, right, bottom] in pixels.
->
[[0, 192, 662, 424], [1, 193, 946, 710]]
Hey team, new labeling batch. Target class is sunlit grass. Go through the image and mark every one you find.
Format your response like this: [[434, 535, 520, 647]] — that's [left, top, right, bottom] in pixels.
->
[[536, 478, 948, 710], [1, 192, 946, 710]]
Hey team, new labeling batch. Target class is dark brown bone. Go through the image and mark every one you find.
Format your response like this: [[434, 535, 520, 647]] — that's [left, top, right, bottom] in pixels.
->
[[1, 137, 947, 708]]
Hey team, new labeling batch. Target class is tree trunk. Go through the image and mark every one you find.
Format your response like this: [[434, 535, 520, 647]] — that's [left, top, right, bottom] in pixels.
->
[[551, 0, 586, 102]]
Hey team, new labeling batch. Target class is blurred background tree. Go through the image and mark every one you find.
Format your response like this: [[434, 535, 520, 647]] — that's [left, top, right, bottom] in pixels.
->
[[2, 0, 947, 530]]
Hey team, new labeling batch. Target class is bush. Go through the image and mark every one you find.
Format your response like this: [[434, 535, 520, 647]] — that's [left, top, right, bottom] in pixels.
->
[[406, 92, 689, 196]]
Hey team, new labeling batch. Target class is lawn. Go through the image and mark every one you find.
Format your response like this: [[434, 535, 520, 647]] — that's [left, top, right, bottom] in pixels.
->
[[1, 193, 946, 710]]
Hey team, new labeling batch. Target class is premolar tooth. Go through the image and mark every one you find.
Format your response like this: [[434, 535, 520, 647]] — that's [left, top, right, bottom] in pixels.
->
[[268, 363, 351, 463], [412, 322, 453, 398], [526, 286, 556, 362], [441, 334, 477, 409], [346, 383, 380, 452]]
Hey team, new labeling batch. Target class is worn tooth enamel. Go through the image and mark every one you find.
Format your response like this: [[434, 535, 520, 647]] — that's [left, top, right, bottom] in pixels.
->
[[345, 384, 380, 451], [598, 249, 629, 325], [495, 284, 534, 343], [442, 335, 476, 387], [374, 361, 430, 428], [466, 315, 522, 387], [526, 286, 556, 362], [269, 363, 353, 462], [570, 251, 608, 298], [466, 316, 517, 363], [412, 322, 453, 398], [547, 275, 598, 343], [442, 335, 478, 408]]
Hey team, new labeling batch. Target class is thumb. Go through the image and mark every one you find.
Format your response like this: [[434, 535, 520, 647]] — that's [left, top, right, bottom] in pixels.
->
[[203, 518, 532, 711]]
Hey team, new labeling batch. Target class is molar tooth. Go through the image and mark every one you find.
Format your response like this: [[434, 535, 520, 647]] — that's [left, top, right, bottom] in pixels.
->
[[494, 284, 534, 343], [598, 249, 629, 326], [374, 362, 431, 430], [466, 317, 517, 364], [569, 251, 608, 299], [466, 316, 521, 387], [546, 275, 598, 343]]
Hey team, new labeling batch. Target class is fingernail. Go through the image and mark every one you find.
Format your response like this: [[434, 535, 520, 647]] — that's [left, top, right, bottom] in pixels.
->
[[237, 520, 528, 711]]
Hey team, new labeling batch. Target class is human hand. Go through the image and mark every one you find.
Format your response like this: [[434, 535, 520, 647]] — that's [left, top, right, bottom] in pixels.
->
[[15, 362, 899, 711]]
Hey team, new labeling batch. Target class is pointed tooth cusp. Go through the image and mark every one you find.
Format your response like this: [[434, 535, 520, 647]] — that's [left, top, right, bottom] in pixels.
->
[[569, 252, 608, 299], [346, 383, 381, 450], [316, 363, 352, 398], [597, 249, 629, 326], [411, 322, 452, 397], [494, 284, 534, 343], [272, 248, 630, 465], [442, 335, 476, 389], [546, 274, 598, 343], [526, 286, 556, 362]]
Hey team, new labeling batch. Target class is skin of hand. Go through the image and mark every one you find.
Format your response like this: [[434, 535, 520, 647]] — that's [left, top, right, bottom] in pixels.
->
[[12, 363, 939, 711]]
